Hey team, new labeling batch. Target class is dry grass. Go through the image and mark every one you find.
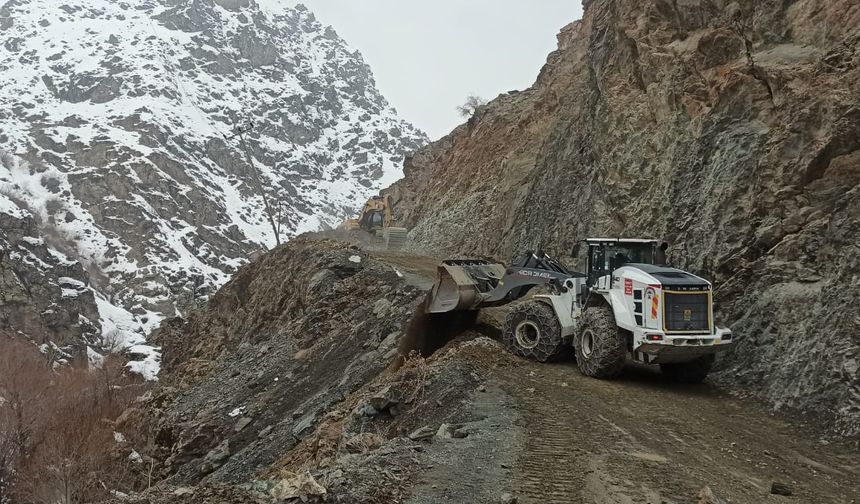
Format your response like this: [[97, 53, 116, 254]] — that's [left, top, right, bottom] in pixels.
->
[[397, 351, 431, 406]]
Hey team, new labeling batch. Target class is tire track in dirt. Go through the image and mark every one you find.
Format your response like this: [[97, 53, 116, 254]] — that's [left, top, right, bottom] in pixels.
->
[[504, 369, 655, 504], [513, 389, 586, 503], [498, 362, 860, 504]]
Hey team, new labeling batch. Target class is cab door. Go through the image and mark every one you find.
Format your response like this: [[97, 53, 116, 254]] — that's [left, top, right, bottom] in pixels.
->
[[587, 245, 610, 290]]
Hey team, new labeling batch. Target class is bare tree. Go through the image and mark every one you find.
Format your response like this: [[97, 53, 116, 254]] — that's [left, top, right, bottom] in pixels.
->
[[0, 400, 17, 504], [456, 94, 488, 118], [0, 337, 52, 503], [0, 337, 142, 503], [229, 123, 283, 248]]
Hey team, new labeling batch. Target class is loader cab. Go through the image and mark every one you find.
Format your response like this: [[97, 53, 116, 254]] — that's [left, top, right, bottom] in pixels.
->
[[578, 239, 659, 289]]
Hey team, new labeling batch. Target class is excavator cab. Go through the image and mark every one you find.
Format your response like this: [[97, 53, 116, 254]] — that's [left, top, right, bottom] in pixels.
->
[[338, 195, 408, 250], [359, 207, 385, 232]]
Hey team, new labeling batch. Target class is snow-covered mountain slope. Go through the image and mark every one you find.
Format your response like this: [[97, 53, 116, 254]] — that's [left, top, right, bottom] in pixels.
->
[[0, 0, 426, 359], [1, 171, 161, 379]]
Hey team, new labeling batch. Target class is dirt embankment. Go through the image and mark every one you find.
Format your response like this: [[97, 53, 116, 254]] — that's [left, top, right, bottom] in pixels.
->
[[117, 238, 426, 485], [111, 239, 858, 504]]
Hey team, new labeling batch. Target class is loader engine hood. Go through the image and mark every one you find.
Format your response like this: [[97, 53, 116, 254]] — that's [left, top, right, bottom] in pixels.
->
[[622, 264, 710, 289], [619, 264, 713, 335]]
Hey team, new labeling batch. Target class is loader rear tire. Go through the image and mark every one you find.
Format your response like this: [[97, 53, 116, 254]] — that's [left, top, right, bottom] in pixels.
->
[[503, 301, 566, 362], [575, 306, 627, 379], [660, 355, 715, 384]]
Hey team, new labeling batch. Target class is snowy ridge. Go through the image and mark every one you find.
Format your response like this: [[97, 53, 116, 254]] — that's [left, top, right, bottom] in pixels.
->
[[0, 0, 426, 375]]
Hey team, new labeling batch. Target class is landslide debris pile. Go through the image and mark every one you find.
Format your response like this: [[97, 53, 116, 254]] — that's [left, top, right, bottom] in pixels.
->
[[115, 239, 512, 502], [119, 238, 420, 482], [386, 0, 860, 435]]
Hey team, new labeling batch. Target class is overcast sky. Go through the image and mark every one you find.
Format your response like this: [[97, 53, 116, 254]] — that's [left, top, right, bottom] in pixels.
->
[[289, 1, 583, 139]]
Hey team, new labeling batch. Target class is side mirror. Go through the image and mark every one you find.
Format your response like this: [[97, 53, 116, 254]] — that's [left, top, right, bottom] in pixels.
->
[[571, 243, 581, 258]]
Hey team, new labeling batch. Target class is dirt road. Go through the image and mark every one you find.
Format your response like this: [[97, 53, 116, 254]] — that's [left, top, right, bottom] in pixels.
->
[[369, 249, 859, 503], [500, 362, 858, 503]]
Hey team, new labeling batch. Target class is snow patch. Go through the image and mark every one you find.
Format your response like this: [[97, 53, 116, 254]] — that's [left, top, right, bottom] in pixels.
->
[[95, 293, 162, 381], [87, 347, 105, 369], [0, 193, 27, 218]]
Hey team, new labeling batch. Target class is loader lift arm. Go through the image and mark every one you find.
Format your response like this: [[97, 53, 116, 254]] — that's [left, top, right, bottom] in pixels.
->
[[426, 251, 584, 314]]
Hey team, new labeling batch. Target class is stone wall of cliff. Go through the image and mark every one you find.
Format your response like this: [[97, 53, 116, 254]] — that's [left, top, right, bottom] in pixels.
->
[[387, 0, 860, 435]]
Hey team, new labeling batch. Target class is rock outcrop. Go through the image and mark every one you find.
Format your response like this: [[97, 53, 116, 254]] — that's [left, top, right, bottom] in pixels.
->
[[387, 0, 860, 435], [0, 197, 99, 355], [0, 170, 162, 372]]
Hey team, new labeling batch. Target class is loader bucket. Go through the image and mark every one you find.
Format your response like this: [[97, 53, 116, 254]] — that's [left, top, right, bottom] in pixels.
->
[[425, 261, 506, 314]]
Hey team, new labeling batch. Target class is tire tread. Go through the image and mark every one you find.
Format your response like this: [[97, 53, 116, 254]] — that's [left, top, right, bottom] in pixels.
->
[[574, 305, 627, 378], [503, 301, 565, 362]]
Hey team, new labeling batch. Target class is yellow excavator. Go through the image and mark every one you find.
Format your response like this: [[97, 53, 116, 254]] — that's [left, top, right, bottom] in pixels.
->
[[339, 194, 408, 250]]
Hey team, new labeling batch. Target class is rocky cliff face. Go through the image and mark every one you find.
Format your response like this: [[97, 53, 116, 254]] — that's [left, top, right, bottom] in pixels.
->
[[388, 0, 860, 435], [0, 190, 99, 354], [0, 0, 425, 363]]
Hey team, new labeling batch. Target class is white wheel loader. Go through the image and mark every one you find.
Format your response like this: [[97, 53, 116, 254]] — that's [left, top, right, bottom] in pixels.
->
[[425, 239, 733, 383]]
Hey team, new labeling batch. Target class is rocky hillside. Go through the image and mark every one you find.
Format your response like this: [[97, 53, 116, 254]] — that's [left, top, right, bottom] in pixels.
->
[[117, 239, 428, 488], [0, 195, 99, 352], [111, 239, 859, 504], [0, 0, 425, 365], [388, 0, 860, 435]]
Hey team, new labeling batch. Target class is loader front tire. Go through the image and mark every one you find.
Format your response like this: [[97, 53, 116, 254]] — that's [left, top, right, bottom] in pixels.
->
[[575, 306, 627, 379], [503, 301, 565, 362], [660, 355, 715, 384]]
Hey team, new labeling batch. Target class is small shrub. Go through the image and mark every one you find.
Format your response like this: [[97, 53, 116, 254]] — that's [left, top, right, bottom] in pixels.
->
[[456, 94, 488, 118]]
